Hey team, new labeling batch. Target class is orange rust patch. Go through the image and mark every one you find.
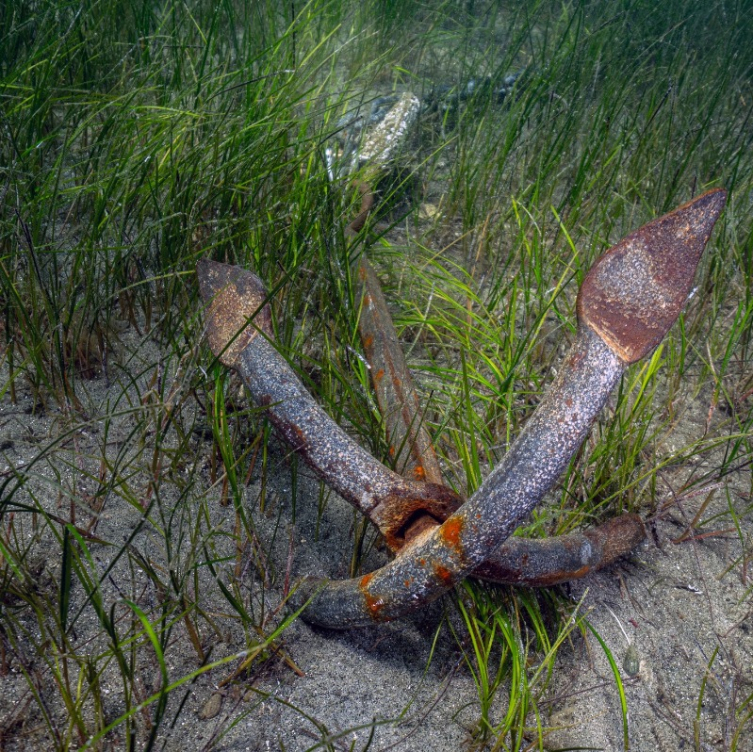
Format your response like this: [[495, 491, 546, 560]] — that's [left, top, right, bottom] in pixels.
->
[[439, 516, 464, 550], [363, 334, 374, 349], [363, 294, 372, 307], [291, 424, 307, 445], [413, 465, 426, 480], [531, 564, 590, 587], [374, 368, 385, 384], [363, 590, 385, 619], [359, 573, 373, 589], [359, 574, 385, 619], [433, 563, 454, 586]]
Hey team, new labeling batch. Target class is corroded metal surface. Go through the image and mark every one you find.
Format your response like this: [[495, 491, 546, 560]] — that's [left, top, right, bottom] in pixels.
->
[[356, 257, 445, 486], [197, 257, 647, 587], [474, 513, 646, 587], [197, 259, 272, 368], [292, 189, 726, 628], [578, 188, 726, 364], [198, 188, 725, 629]]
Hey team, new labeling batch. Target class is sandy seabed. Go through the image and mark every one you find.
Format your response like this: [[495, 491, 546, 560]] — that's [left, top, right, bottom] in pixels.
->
[[0, 319, 751, 752]]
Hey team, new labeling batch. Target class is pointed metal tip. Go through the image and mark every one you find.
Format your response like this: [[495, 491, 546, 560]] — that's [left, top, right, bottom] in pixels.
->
[[578, 188, 726, 364], [196, 260, 272, 366]]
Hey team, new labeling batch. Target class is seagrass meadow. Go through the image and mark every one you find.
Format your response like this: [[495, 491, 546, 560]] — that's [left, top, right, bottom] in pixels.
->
[[1, 0, 753, 749]]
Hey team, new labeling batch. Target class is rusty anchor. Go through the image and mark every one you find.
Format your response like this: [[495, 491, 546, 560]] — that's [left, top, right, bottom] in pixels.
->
[[198, 188, 725, 628]]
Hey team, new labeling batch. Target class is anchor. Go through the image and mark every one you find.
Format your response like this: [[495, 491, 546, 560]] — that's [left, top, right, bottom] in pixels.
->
[[197, 188, 725, 628]]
